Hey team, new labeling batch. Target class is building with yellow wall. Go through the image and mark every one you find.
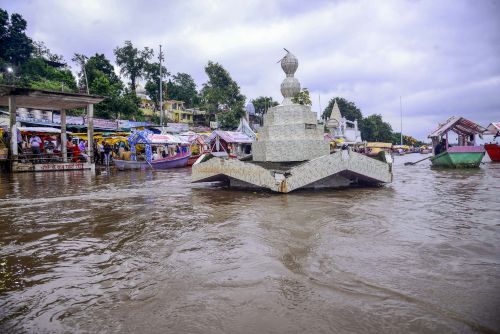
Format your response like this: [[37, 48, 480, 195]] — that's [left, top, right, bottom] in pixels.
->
[[166, 100, 193, 124]]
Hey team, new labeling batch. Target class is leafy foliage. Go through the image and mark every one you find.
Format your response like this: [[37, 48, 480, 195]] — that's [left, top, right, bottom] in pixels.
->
[[391, 132, 424, 146], [359, 114, 393, 142], [166, 72, 200, 108], [19, 57, 77, 92], [201, 61, 246, 129], [114, 41, 153, 91], [144, 61, 168, 111], [79, 53, 141, 119], [0, 10, 33, 65], [292, 88, 312, 105], [250, 96, 279, 116], [322, 97, 363, 122]]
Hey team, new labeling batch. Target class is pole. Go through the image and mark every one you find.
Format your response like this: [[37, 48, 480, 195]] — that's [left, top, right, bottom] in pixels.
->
[[87, 104, 94, 163], [61, 109, 67, 163], [159, 44, 163, 130], [400, 96, 403, 145], [318, 94, 321, 119]]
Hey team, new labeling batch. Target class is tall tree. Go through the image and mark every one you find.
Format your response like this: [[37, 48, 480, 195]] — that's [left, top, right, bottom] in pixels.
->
[[250, 96, 279, 116], [144, 61, 168, 111], [166, 72, 199, 107], [292, 88, 312, 106], [114, 41, 153, 92], [0, 11, 33, 65], [201, 61, 245, 129], [83, 53, 140, 119], [322, 97, 363, 122], [360, 114, 393, 142]]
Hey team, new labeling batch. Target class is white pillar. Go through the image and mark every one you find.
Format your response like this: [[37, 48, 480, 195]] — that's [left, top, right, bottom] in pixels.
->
[[9, 96, 18, 157], [61, 109, 68, 162], [87, 104, 94, 162]]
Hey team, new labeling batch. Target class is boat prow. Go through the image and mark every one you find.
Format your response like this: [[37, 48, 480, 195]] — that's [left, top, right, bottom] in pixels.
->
[[485, 143, 500, 162]]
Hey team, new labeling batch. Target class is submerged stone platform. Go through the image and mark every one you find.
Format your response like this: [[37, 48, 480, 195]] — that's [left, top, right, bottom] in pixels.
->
[[192, 149, 392, 193], [192, 49, 393, 193]]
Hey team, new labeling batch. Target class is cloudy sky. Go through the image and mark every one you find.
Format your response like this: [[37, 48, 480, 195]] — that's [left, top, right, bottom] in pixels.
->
[[3, 0, 500, 140]]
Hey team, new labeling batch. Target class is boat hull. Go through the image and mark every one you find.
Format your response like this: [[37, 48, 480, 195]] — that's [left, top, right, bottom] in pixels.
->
[[485, 143, 500, 162], [187, 154, 200, 166], [430, 151, 484, 168], [115, 154, 190, 170]]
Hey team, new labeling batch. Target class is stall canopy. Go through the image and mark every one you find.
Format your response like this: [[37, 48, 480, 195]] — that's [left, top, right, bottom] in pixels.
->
[[428, 116, 486, 138], [208, 130, 253, 144], [484, 122, 500, 136], [178, 132, 207, 145], [18, 126, 72, 134]]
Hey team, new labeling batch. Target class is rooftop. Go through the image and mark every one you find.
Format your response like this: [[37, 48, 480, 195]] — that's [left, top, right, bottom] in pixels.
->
[[0, 85, 105, 110]]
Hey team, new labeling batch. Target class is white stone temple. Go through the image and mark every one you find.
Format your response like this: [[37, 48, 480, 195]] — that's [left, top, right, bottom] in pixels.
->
[[192, 50, 392, 193], [326, 99, 362, 144]]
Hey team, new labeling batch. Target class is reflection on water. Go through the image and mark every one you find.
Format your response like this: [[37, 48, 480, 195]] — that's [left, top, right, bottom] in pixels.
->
[[1, 155, 499, 333]]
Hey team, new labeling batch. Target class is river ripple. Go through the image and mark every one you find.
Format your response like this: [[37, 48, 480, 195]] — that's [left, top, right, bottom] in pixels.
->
[[0, 154, 499, 334]]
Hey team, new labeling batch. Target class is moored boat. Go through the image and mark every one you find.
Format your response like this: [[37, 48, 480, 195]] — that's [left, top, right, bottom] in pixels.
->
[[114, 153, 190, 170], [114, 130, 191, 170], [420, 145, 432, 154], [178, 132, 210, 166], [363, 142, 392, 157], [428, 116, 486, 168], [483, 122, 500, 162], [430, 146, 485, 168]]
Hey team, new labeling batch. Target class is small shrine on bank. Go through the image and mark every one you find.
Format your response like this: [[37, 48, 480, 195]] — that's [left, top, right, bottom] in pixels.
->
[[192, 50, 392, 193]]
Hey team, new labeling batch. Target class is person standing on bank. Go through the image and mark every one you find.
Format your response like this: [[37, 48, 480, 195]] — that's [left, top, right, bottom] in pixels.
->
[[98, 141, 104, 165], [103, 142, 111, 166]]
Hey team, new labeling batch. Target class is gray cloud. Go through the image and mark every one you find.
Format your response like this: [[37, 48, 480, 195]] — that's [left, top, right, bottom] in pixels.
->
[[3, 0, 500, 140]]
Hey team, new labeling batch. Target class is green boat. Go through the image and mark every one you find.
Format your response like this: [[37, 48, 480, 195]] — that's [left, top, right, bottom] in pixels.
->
[[428, 116, 486, 168], [430, 147, 485, 168]]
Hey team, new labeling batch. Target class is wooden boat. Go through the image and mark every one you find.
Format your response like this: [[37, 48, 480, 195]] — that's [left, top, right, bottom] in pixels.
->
[[115, 152, 190, 170], [364, 142, 392, 157], [430, 146, 485, 168], [420, 146, 432, 154], [178, 132, 210, 166], [428, 116, 486, 168], [483, 122, 500, 162], [114, 130, 190, 170]]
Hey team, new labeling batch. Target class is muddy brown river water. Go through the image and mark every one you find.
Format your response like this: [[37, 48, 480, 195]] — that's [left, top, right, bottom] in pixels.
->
[[0, 154, 499, 334]]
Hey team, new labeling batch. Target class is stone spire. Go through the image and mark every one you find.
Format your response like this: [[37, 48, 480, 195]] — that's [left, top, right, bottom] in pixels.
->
[[326, 99, 342, 129], [280, 50, 300, 105]]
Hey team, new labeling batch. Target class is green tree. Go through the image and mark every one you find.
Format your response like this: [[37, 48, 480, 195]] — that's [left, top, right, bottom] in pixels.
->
[[114, 41, 153, 92], [85, 53, 121, 88], [360, 114, 393, 142], [391, 132, 420, 146], [0, 11, 33, 66], [19, 57, 77, 92], [82, 53, 140, 119], [144, 61, 168, 111], [322, 97, 363, 122], [250, 96, 279, 116], [201, 61, 246, 129], [166, 72, 200, 107], [292, 88, 312, 105]]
